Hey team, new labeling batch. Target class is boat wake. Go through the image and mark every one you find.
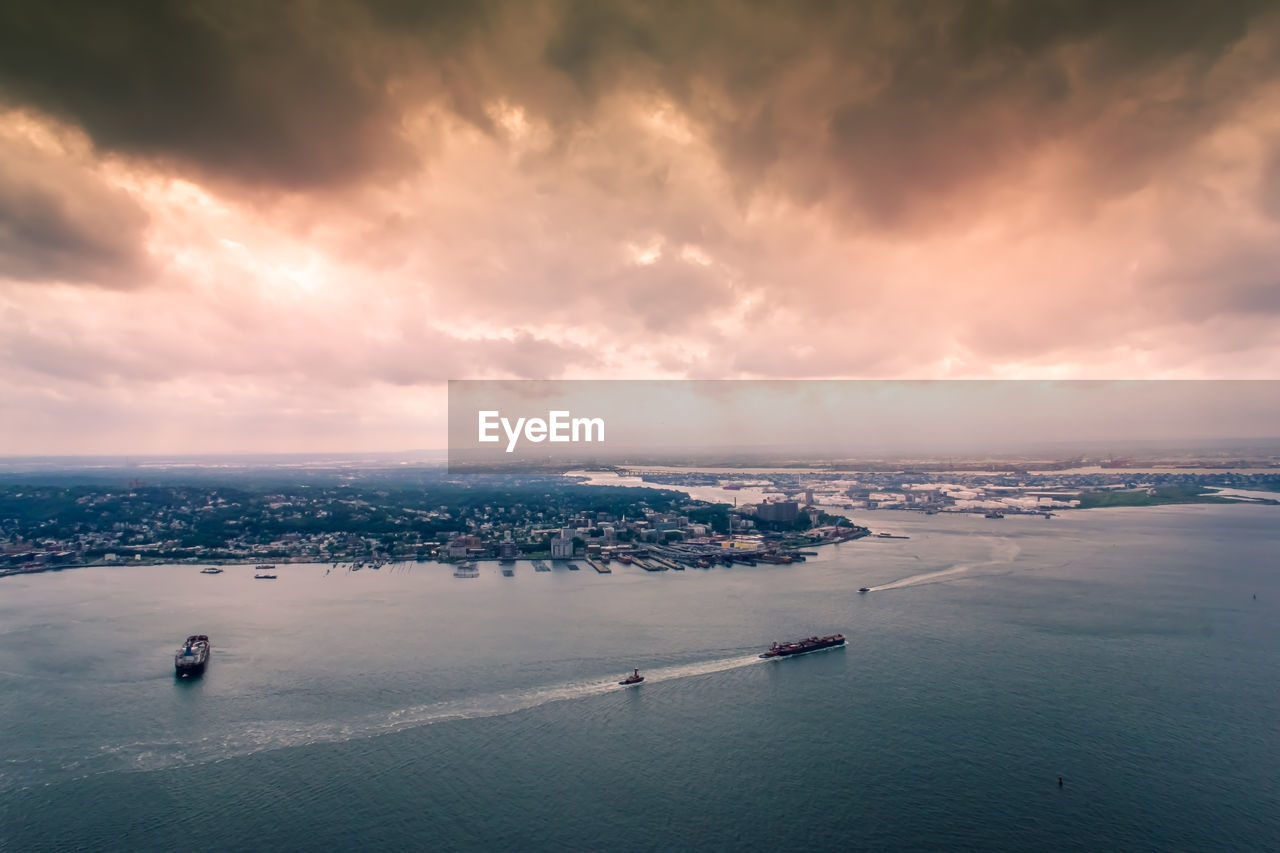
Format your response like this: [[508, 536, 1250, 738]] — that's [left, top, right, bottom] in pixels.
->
[[870, 564, 972, 591], [6, 652, 766, 790], [870, 540, 1021, 592]]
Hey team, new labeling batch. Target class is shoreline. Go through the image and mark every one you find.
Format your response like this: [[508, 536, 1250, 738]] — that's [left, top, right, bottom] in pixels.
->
[[5, 497, 1276, 579]]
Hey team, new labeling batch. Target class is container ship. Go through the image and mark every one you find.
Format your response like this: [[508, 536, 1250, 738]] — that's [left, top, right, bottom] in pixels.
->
[[174, 634, 210, 677], [759, 633, 845, 658]]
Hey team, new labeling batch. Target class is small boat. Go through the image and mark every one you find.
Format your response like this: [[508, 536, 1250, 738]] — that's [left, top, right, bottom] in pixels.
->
[[619, 668, 644, 686], [859, 587, 870, 593], [984, 510, 1005, 519], [199, 567, 223, 574]]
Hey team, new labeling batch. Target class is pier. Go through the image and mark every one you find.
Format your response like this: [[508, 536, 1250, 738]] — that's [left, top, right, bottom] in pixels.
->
[[586, 558, 611, 574]]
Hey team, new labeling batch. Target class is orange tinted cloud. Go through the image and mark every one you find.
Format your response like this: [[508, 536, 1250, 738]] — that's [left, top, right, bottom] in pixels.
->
[[0, 1, 1278, 452]]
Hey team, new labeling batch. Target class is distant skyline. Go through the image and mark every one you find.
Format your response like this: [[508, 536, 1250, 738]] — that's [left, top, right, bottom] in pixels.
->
[[2, 2, 1280, 453]]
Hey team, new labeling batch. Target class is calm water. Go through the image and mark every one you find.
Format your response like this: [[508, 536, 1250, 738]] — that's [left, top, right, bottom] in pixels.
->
[[2, 506, 1278, 851]]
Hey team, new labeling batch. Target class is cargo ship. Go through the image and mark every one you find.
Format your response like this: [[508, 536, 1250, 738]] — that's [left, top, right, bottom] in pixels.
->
[[174, 634, 210, 677], [759, 633, 846, 658]]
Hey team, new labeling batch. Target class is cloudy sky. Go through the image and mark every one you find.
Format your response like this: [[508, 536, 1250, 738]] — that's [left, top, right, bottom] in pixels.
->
[[2, 1, 1279, 453]]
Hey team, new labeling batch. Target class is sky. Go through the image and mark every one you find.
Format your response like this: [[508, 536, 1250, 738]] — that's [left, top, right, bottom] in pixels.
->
[[1, 1, 1279, 454]]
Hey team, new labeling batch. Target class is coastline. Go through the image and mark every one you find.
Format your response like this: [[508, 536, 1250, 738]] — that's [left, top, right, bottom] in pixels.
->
[[6, 495, 1276, 579]]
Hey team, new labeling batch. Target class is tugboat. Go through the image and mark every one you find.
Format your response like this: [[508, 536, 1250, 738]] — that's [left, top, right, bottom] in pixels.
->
[[174, 634, 210, 677], [759, 633, 846, 658], [619, 668, 645, 686]]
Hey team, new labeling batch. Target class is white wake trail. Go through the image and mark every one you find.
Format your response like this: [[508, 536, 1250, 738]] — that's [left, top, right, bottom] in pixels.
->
[[19, 651, 769, 789], [870, 540, 1023, 592]]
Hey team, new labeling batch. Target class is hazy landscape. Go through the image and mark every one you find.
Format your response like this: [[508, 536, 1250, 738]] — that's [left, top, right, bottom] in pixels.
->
[[4, 0, 1280, 849]]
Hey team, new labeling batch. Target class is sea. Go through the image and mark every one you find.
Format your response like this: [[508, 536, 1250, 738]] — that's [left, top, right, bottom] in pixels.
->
[[1, 505, 1277, 852]]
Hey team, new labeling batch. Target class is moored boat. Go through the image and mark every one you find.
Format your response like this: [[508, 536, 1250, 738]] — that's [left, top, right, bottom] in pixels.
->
[[759, 633, 846, 658]]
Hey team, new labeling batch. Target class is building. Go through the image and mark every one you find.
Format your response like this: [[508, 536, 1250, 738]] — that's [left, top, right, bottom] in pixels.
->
[[756, 500, 799, 523], [550, 533, 575, 559], [447, 534, 483, 558]]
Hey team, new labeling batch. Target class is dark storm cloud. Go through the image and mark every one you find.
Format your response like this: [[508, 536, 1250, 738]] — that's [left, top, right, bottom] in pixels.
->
[[3, 0, 1275, 217], [531, 0, 1280, 224], [0, 137, 150, 286], [0, 0, 483, 189]]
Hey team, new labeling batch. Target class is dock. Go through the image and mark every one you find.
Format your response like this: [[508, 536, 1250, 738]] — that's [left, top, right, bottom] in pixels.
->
[[586, 558, 612, 574]]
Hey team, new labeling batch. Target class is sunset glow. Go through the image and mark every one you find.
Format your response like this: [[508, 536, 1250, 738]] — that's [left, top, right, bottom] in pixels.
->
[[2, 2, 1279, 452]]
